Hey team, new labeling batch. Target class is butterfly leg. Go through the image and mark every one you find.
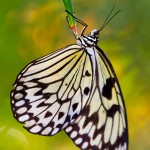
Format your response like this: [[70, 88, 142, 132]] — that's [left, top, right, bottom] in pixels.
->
[[65, 10, 88, 35]]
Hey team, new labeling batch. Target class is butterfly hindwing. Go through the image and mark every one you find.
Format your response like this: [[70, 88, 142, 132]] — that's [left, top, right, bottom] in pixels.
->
[[65, 46, 128, 150], [11, 44, 93, 136]]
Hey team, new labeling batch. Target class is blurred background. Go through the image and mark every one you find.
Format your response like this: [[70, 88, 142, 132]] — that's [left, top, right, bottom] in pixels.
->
[[0, 0, 150, 150]]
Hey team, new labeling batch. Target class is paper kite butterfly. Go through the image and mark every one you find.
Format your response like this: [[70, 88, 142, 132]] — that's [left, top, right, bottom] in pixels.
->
[[10, 5, 128, 150]]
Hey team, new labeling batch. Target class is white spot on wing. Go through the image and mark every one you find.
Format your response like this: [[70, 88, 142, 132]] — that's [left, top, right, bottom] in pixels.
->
[[11, 100, 14, 104], [11, 92, 14, 97], [41, 127, 52, 135], [30, 125, 42, 133], [70, 131, 77, 138], [24, 120, 36, 128], [82, 142, 88, 149], [15, 100, 25, 107], [14, 93, 23, 99], [65, 126, 72, 132], [18, 114, 29, 122], [16, 86, 23, 91], [17, 107, 27, 114], [75, 138, 83, 145]]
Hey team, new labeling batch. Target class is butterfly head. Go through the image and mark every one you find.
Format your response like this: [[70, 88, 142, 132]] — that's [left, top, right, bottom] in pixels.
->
[[88, 29, 99, 43], [90, 29, 99, 38]]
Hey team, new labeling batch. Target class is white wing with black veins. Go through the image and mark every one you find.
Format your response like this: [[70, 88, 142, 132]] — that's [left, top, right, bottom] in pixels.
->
[[11, 44, 93, 136]]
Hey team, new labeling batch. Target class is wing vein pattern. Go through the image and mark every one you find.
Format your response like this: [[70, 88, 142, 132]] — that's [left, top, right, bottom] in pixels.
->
[[11, 44, 94, 137]]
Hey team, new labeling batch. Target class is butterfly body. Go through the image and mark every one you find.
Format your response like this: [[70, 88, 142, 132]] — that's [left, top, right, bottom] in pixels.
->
[[11, 25, 128, 150]]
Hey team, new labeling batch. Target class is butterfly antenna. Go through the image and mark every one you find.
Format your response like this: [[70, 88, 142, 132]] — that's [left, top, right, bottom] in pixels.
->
[[99, 3, 121, 32]]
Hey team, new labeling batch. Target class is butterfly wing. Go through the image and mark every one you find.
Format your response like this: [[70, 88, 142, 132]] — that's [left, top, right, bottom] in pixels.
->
[[65, 46, 128, 150], [11, 44, 93, 136]]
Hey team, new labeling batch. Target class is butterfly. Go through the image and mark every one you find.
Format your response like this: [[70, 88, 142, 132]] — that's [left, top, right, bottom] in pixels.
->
[[10, 5, 128, 150]]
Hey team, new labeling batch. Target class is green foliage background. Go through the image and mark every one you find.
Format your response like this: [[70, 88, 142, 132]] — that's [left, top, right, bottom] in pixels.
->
[[0, 0, 150, 150]]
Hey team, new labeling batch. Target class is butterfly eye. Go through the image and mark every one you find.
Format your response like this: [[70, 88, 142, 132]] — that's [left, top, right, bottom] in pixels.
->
[[90, 29, 99, 36]]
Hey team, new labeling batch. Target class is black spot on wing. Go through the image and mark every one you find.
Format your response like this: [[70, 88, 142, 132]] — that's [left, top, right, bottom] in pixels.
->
[[85, 70, 91, 76], [102, 77, 115, 100], [56, 123, 64, 129], [45, 111, 53, 118], [66, 115, 71, 122], [58, 112, 65, 120], [49, 121, 54, 127], [37, 101, 47, 108], [72, 113, 78, 120], [84, 87, 90, 95], [72, 103, 78, 112], [107, 104, 120, 117], [43, 93, 51, 99]]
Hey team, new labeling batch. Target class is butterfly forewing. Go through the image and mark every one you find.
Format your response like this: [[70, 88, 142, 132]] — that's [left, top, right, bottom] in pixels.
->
[[65, 46, 128, 150], [11, 44, 93, 135]]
